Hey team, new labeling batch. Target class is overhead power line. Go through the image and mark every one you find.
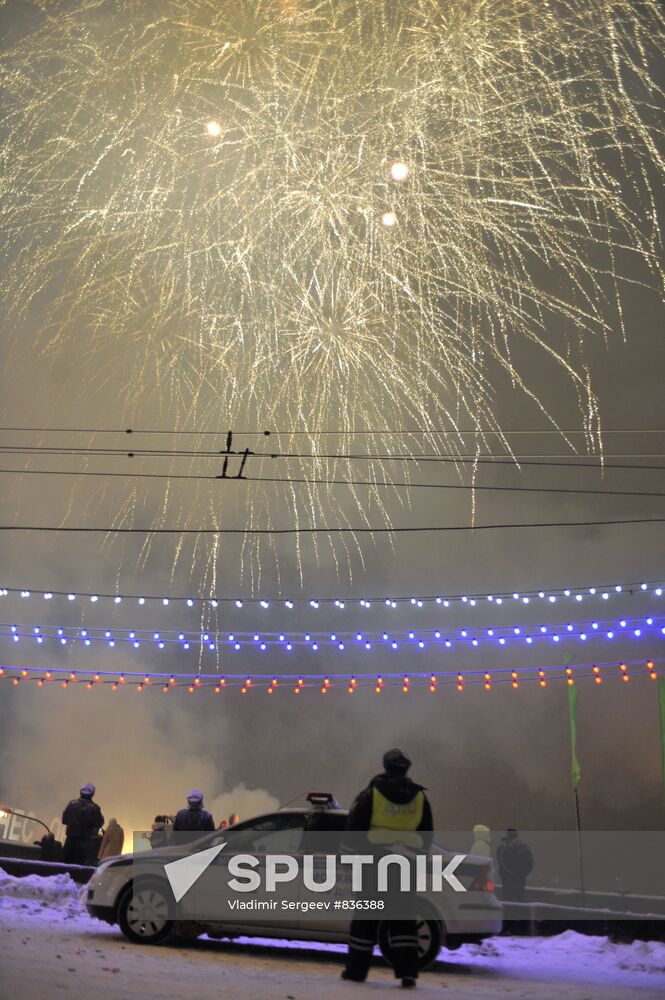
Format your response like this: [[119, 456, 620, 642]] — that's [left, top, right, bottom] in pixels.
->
[[1, 425, 665, 436], [0, 444, 664, 468], [0, 518, 664, 535], [1, 467, 664, 498]]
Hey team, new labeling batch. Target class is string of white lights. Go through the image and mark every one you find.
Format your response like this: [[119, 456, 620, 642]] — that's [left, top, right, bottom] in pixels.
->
[[0, 578, 662, 612]]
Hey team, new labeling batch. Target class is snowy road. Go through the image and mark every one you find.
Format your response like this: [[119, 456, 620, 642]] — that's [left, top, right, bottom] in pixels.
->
[[1, 874, 664, 999]]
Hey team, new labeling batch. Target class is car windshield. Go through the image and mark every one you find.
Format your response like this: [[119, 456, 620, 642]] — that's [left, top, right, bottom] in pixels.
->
[[201, 813, 308, 851], [149, 809, 349, 854]]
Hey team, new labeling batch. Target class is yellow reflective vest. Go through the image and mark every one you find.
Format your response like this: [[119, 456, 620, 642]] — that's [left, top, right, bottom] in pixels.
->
[[368, 786, 424, 848]]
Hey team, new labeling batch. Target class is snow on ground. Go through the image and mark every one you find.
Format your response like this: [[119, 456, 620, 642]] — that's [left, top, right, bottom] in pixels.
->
[[448, 928, 665, 979], [1, 871, 664, 999], [0, 869, 84, 914]]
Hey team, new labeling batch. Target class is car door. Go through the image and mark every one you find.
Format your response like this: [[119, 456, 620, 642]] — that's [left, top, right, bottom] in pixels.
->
[[296, 811, 350, 935], [193, 813, 306, 930]]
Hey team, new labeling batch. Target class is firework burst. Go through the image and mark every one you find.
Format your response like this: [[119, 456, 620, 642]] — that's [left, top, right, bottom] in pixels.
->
[[1, 0, 663, 583]]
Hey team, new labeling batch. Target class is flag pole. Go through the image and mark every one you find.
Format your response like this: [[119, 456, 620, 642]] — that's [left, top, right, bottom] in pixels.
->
[[572, 783, 586, 907], [566, 667, 586, 905], [658, 678, 665, 821]]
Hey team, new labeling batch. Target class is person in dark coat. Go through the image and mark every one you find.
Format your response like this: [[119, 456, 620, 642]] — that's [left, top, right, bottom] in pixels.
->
[[497, 828, 534, 902], [173, 790, 215, 834], [342, 748, 434, 989], [62, 783, 104, 865], [149, 814, 174, 849], [34, 832, 64, 862]]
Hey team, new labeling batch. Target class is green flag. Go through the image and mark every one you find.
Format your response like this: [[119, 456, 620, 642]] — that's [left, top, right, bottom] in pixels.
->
[[659, 678, 665, 817], [567, 683, 581, 792]]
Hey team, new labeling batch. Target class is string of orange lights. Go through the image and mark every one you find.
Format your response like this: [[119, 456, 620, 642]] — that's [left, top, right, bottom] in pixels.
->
[[0, 660, 660, 696]]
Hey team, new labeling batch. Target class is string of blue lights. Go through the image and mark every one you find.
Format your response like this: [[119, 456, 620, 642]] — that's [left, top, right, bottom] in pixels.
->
[[2, 616, 663, 654]]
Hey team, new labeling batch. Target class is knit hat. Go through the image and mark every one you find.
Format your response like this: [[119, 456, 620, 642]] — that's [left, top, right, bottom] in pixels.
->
[[382, 748, 412, 775]]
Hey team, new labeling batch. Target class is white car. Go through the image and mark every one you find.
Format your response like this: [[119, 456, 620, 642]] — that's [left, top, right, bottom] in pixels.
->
[[87, 794, 502, 970]]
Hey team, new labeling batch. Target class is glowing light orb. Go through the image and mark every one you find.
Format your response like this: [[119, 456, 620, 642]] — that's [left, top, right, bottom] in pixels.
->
[[381, 211, 398, 227], [206, 120, 222, 137], [390, 161, 409, 182]]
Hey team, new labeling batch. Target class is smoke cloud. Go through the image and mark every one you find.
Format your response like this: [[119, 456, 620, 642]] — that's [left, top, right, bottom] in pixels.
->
[[1, 682, 278, 847]]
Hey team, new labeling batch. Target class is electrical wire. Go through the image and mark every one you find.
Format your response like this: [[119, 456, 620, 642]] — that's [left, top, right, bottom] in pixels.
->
[[2, 444, 665, 460], [0, 518, 664, 535], [0, 444, 664, 471], [1, 426, 665, 436], [0, 467, 664, 498]]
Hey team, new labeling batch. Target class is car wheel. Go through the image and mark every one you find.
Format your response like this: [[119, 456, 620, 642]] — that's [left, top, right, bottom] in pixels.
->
[[378, 918, 444, 971], [117, 880, 176, 945]]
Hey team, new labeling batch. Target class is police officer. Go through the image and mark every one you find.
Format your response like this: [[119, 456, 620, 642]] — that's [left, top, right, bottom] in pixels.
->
[[173, 790, 215, 834], [62, 783, 104, 865], [497, 828, 534, 901], [342, 748, 433, 989]]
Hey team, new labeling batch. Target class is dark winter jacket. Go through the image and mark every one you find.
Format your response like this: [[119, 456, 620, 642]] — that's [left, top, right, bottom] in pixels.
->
[[497, 836, 534, 882], [35, 833, 64, 862], [149, 816, 174, 849], [346, 773, 433, 850], [173, 804, 215, 833], [62, 797, 104, 838]]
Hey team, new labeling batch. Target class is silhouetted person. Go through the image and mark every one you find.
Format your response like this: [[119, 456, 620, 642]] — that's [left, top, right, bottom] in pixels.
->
[[470, 824, 492, 857], [98, 817, 124, 860], [497, 828, 533, 902], [342, 748, 433, 990], [150, 815, 174, 849], [34, 832, 64, 862], [173, 790, 215, 835], [62, 783, 104, 865]]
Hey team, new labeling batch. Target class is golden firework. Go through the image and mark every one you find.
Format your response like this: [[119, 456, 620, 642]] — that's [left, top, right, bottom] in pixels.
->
[[1, 0, 663, 581]]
